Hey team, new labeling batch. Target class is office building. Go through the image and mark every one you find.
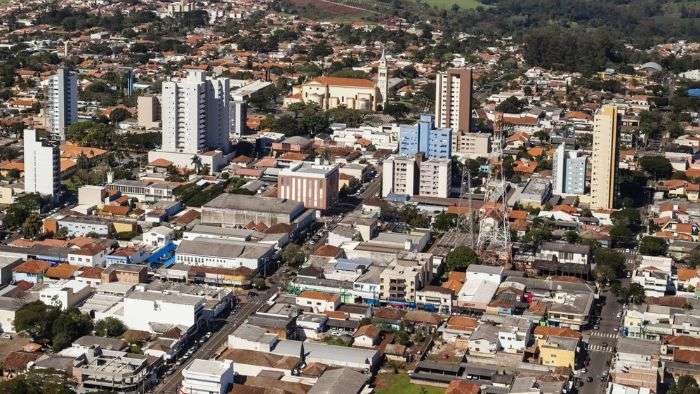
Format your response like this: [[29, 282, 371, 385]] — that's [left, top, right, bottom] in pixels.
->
[[181, 359, 234, 394], [382, 155, 418, 197], [123, 290, 205, 332], [456, 132, 491, 159], [47, 68, 78, 141], [590, 105, 620, 210], [278, 161, 340, 210], [552, 144, 587, 196], [137, 95, 160, 129], [201, 194, 314, 228], [24, 129, 60, 198], [435, 68, 473, 151], [149, 70, 231, 172], [399, 114, 452, 159], [418, 158, 451, 198]]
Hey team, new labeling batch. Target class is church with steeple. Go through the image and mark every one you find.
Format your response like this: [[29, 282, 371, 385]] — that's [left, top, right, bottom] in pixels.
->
[[283, 51, 391, 112]]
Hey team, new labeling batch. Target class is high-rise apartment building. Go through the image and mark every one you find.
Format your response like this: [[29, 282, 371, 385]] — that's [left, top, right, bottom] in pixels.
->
[[278, 161, 340, 210], [382, 154, 451, 199], [161, 70, 231, 154], [435, 68, 473, 152], [382, 155, 418, 197], [229, 99, 247, 138], [24, 129, 60, 198], [552, 144, 587, 196], [418, 158, 451, 198], [137, 95, 161, 129], [47, 68, 78, 141], [457, 132, 491, 159], [590, 105, 620, 210], [399, 114, 452, 159]]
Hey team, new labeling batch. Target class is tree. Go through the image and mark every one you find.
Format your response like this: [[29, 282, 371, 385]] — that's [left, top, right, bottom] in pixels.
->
[[625, 283, 646, 304], [433, 212, 458, 232], [191, 155, 204, 175], [51, 307, 93, 350], [639, 236, 668, 256], [383, 102, 410, 119], [0, 370, 75, 393], [253, 277, 267, 290], [495, 96, 526, 114], [669, 375, 700, 394], [14, 301, 59, 340], [594, 264, 617, 285], [94, 317, 127, 337], [639, 155, 673, 180], [279, 244, 306, 268], [21, 212, 43, 239], [445, 246, 479, 272], [564, 230, 579, 244]]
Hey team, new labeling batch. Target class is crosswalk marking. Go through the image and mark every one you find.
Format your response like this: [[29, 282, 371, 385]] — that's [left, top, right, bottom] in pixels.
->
[[590, 332, 617, 338], [588, 344, 613, 352]]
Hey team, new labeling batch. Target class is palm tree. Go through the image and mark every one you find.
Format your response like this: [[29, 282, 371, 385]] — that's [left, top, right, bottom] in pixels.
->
[[191, 155, 203, 175]]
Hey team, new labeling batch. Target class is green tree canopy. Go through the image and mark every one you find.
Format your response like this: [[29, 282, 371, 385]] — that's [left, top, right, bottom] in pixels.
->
[[446, 246, 479, 272], [639, 236, 668, 256], [94, 317, 127, 337], [669, 375, 700, 394], [639, 155, 673, 180], [280, 244, 306, 268]]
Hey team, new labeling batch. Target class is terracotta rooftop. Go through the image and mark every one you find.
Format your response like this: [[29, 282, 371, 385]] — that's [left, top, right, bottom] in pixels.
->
[[310, 76, 375, 89], [298, 291, 339, 303], [13, 260, 51, 274]]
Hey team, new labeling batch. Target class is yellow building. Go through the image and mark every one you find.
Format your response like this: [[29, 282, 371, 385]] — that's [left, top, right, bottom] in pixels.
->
[[590, 104, 620, 210], [536, 336, 578, 369], [285, 76, 380, 111]]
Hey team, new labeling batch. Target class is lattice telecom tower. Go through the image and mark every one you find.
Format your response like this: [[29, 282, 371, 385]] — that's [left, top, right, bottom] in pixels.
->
[[476, 113, 511, 260], [457, 165, 476, 249]]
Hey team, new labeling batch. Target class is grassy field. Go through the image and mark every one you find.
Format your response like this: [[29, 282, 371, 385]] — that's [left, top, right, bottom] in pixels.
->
[[375, 374, 446, 394], [422, 0, 484, 9]]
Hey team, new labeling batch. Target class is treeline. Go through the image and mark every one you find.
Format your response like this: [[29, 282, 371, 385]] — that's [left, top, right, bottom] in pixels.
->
[[522, 27, 625, 74]]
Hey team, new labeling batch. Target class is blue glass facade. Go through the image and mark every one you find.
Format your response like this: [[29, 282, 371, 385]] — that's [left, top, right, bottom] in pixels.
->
[[399, 114, 452, 159]]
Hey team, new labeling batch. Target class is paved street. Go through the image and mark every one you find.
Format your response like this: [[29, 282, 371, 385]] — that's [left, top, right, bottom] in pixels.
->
[[153, 290, 273, 393], [579, 289, 624, 394]]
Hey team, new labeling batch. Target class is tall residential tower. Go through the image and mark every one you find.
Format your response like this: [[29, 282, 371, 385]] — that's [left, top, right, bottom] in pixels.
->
[[47, 68, 78, 141], [590, 105, 620, 210], [161, 69, 231, 154], [552, 144, 587, 196], [24, 129, 60, 198], [435, 68, 473, 153]]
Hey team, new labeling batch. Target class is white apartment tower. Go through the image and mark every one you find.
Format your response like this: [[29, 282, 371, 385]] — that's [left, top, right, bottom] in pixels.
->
[[418, 158, 451, 198], [377, 50, 389, 105], [590, 105, 620, 210], [47, 68, 78, 141], [382, 155, 418, 197], [161, 70, 231, 155], [24, 129, 60, 198]]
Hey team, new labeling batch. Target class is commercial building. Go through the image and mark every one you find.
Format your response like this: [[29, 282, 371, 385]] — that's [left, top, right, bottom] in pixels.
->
[[47, 68, 78, 141], [23, 129, 60, 198], [175, 237, 276, 271], [122, 290, 205, 332], [398, 114, 452, 159], [106, 179, 178, 202], [38, 279, 94, 310], [590, 105, 620, 209], [456, 132, 491, 159], [552, 144, 587, 196], [278, 161, 340, 210], [202, 194, 313, 228], [382, 155, 418, 197], [379, 257, 432, 303], [181, 359, 234, 394], [148, 70, 231, 172], [72, 348, 157, 393], [137, 95, 160, 129], [418, 158, 451, 198], [519, 177, 552, 209], [435, 68, 473, 151]]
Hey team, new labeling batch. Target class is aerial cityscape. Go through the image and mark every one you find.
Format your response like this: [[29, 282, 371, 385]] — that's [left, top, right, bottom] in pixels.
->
[[0, 0, 697, 393]]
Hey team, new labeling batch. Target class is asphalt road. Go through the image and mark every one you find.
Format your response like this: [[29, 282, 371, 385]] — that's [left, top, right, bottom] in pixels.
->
[[153, 291, 272, 393], [579, 288, 624, 394]]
